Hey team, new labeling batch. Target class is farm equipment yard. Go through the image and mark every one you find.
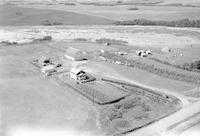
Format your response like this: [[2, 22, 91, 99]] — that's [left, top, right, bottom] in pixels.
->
[[1, 2, 200, 136]]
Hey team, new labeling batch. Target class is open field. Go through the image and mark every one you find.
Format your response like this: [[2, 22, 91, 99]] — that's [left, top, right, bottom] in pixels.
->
[[1, 26, 200, 48], [21, 4, 200, 21], [0, 5, 114, 26], [1, 0, 200, 7]]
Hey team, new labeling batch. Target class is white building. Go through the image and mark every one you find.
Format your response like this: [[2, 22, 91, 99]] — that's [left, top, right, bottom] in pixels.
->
[[70, 67, 87, 80], [41, 65, 56, 75], [64, 47, 87, 61]]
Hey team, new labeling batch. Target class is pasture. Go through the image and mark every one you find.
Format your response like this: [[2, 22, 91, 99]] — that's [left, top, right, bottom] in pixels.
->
[[0, 5, 114, 26], [22, 4, 200, 21]]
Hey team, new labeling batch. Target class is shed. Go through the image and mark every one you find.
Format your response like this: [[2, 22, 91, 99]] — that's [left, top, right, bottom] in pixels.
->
[[41, 65, 56, 75], [64, 47, 87, 61]]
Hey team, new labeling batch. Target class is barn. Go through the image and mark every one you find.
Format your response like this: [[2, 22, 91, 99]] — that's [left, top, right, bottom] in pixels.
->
[[64, 47, 87, 61]]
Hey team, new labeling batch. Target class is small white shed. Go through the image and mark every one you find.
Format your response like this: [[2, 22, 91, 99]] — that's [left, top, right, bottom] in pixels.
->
[[41, 65, 56, 75]]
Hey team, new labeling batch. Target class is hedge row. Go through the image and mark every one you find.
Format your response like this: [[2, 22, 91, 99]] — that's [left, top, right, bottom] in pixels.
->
[[96, 38, 128, 45], [42, 20, 63, 26], [114, 18, 200, 28], [149, 57, 200, 73], [101, 52, 200, 84]]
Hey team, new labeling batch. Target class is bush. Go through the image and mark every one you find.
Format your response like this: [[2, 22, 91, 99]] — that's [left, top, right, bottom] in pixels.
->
[[119, 97, 141, 110], [141, 102, 151, 112], [42, 20, 63, 26], [1, 41, 18, 45], [16, 12, 23, 16], [191, 61, 200, 70], [52, 22, 63, 25], [107, 110, 122, 121], [149, 57, 200, 73], [182, 61, 200, 71], [42, 20, 52, 26], [112, 119, 131, 129], [74, 38, 87, 42], [40, 36, 52, 41], [96, 38, 128, 45], [128, 7, 139, 10]]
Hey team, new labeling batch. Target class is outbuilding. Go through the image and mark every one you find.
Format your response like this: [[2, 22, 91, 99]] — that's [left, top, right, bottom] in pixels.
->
[[64, 47, 87, 61], [41, 65, 56, 75]]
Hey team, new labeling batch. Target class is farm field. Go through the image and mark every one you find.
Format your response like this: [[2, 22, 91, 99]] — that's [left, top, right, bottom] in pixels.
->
[[2, 0, 200, 7], [0, 5, 114, 26], [1, 26, 200, 48], [22, 4, 200, 21]]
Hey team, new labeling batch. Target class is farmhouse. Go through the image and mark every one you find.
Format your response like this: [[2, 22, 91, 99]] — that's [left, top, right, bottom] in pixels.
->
[[70, 67, 87, 80], [64, 47, 87, 61]]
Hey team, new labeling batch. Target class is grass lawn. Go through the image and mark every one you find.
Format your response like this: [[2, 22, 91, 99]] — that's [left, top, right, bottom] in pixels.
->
[[0, 42, 101, 135]]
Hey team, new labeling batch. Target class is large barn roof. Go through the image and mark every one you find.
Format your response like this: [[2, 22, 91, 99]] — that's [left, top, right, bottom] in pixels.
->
[[64, 47, 86, 61]]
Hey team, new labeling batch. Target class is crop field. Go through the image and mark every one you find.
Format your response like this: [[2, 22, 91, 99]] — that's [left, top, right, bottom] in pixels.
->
[[1, 26, 200, 48], [23, 4, 200, 21], [0, 5, 114, 26]]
